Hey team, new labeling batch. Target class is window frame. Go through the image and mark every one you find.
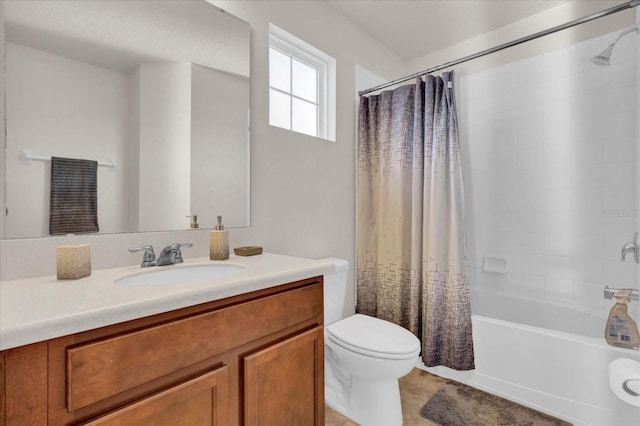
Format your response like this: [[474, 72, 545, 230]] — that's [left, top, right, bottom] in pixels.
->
[[269, 45, 321, 136], [268, 24, 335, 141]]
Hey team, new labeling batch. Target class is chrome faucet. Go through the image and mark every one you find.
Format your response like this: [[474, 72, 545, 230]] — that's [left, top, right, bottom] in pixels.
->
[[621, 232, 639, 264], [128, 245, 158, 267], [157, 243, 193, 266]]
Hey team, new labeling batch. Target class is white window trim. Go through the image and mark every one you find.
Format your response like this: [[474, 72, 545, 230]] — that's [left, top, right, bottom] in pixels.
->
[[269, 23, 336, 142]]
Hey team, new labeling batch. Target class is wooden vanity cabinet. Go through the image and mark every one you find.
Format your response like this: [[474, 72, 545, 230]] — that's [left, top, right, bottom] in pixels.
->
[[0, 277, 324, 426]]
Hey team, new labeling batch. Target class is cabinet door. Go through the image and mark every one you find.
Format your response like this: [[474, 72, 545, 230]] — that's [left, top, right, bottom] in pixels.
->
[[244, 326, 324, 426], [83, 366, 228, 426], [2, 343, 47, 426]]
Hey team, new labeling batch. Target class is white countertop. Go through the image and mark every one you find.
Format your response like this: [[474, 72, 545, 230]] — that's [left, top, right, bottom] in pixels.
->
[[0, 253, 334, 351]]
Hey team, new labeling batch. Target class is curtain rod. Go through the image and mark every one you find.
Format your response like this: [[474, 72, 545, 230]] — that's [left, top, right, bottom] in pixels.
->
[[359, 0, 640, 96]]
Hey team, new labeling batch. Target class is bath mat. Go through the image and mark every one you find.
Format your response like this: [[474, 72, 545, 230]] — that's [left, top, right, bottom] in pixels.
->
[[419, 379, 572, 426]]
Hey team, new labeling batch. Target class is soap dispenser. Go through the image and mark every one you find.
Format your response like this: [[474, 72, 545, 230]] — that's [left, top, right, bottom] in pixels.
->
[[209, 216, 229, 260], [605, 289, 639, 350], [186, 214, 199, 229]]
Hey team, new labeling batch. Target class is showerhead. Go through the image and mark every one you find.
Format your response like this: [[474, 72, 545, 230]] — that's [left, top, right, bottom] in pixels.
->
[[589, 24, 638, 66], [589, 44, 615, 66]]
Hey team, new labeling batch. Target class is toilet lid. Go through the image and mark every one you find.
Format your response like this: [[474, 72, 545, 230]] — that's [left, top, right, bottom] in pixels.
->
[[326, 314, 420, 358]]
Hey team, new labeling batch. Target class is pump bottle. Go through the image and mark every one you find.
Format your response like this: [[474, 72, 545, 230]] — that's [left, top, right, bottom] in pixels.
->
[[209, 216, 229, 260]]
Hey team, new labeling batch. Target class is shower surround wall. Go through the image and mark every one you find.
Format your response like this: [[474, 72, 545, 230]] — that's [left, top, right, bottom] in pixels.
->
[[458, 28, 638, 318]]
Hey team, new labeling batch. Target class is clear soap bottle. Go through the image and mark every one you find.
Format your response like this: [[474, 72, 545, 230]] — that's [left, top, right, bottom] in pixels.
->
[[605, 289, 639, 350], [209, 216, 229, 260]]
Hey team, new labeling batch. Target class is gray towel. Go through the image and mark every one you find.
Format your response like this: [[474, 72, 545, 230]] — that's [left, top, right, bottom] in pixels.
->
[[49, 157, 99, 235]]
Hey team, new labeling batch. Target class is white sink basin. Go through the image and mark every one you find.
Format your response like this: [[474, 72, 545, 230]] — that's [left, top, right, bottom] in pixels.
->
[[115, 264, 245, 286]]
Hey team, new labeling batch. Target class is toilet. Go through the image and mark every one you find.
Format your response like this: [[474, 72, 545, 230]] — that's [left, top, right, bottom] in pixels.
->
[[321, 258, 421, 426]]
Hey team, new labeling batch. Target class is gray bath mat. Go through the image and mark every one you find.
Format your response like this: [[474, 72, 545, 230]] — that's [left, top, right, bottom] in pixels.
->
[[419, 379, 572, 426]]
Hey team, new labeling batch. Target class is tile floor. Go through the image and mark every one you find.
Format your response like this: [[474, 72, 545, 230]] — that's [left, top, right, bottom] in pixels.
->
[[325, 368, 443, 425]]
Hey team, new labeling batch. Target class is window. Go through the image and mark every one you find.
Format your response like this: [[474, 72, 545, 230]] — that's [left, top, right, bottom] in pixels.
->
[[269, 24, 335, 141]]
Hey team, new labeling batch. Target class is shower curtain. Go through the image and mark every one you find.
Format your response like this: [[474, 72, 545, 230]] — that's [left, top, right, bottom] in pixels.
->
[[357, 73, 474, 370]]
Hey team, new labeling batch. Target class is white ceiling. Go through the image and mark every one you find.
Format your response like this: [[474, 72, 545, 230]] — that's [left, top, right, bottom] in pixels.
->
[[325, 0, 576, 61]]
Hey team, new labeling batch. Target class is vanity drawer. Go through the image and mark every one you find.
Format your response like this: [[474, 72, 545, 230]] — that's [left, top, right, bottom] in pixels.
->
[[82, 366, 228, 426], [67, 281, 322, 411]]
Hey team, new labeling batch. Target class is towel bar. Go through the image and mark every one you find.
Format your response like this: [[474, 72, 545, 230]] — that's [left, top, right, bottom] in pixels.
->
[[20, 150, 117, 171]]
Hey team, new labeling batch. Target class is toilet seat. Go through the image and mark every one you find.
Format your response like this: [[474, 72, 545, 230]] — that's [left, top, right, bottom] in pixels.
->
[[326, 314, 421, 360]]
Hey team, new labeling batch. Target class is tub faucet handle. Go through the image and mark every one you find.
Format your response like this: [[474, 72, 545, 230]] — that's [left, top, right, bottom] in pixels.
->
[[621, 232, 639, 263]]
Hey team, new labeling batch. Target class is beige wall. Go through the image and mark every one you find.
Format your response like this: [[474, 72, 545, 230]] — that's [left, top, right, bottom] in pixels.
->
[[210, 0, 407, 315]]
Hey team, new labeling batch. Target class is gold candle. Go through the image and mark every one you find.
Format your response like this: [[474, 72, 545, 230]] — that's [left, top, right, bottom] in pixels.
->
[[56, 244, 92, 280]]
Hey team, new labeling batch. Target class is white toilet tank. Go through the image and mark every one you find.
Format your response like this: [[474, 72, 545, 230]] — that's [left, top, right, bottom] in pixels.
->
[[319, 258, 349, 325]]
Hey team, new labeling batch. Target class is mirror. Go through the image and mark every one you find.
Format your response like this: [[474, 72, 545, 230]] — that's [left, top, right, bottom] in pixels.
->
[[1, 0, 250, 239]]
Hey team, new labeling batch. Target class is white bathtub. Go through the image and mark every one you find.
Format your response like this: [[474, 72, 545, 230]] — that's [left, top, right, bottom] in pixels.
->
[[420, 291, 640, 426]]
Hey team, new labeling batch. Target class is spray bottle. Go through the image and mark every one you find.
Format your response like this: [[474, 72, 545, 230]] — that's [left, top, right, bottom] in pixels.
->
[[605, 289, 639, 350]]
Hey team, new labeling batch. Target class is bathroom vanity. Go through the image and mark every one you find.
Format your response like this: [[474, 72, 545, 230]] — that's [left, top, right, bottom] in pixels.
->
[[0, 254, 331, 425]]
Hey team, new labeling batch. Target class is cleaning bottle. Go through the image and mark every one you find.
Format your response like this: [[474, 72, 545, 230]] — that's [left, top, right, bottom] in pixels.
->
[[605, 289, 639, 350]]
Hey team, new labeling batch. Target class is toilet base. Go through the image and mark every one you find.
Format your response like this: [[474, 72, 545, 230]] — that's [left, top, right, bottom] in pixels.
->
[[326, 375, 403, 426]]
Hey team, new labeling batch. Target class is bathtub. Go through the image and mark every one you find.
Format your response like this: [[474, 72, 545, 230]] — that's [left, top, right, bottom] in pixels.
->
[[420, 290, 640, 426]]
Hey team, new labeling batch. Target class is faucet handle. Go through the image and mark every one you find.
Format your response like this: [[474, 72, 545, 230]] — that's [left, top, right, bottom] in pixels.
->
[[129, 245, 157, 267], [171, 243, 193, 263], [621, 232, 639, 264], [171, 243, 193, 249]]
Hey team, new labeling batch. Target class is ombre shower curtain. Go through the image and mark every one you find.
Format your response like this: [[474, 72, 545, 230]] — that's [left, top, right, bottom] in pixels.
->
[[357, 72, 474, 370]]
